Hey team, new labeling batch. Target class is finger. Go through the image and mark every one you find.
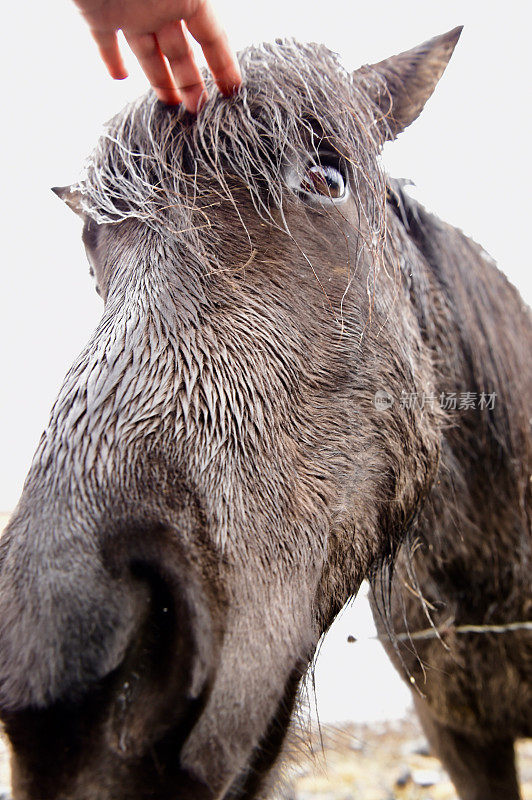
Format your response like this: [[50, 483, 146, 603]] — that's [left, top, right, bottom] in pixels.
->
[[91, 29, 128, 80], [185, 0, 242, 97], [125, 32, 181, 106], [156, 20, 207, 113]]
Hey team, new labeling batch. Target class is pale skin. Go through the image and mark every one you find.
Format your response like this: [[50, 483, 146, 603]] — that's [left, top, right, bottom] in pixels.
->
[[73, 0, 242, 112]]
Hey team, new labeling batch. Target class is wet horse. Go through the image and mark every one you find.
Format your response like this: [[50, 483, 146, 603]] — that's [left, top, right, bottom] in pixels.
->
[[0, 28, 530, 800]]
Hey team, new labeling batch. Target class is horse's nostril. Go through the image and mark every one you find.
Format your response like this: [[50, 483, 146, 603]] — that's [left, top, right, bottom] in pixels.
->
[[106, 559, 213, 757], [128, 561, 180, 673]]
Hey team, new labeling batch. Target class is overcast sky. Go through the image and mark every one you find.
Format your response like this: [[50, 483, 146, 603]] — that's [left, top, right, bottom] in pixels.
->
[[0, 1, 530, 722]]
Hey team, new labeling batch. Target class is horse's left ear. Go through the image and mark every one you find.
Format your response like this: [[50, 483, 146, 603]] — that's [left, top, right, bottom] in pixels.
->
[[52, 185, 84, 217], [357, 27, 463, 142]]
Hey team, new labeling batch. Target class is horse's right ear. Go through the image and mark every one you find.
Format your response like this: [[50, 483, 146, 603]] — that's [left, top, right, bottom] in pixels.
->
[[52, 185, 84, 217], [356, 27, 463, 143]]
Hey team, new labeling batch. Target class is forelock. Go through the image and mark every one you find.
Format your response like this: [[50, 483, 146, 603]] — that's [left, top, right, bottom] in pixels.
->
[[77, 39, 386, 269]]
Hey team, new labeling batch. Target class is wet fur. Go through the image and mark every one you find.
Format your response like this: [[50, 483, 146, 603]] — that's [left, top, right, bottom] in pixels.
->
[[371, 184, 531, 799]]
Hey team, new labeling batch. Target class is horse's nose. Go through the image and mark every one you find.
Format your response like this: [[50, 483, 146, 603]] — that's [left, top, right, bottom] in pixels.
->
[[0, 515, 217, 797], [0, 514, 214, 750]]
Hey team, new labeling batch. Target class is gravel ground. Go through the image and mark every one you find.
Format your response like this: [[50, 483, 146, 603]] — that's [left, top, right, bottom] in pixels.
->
[[282, 716, 532, 800]]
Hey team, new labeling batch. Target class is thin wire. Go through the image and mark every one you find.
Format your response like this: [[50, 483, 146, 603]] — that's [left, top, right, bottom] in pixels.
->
[[348, 620, 532, 644]]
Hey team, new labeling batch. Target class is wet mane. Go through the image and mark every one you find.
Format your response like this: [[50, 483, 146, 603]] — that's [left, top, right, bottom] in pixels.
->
[[78, 39, 387, 271]]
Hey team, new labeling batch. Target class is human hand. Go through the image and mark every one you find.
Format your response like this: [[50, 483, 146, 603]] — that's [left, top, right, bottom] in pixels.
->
[[73, 0, 242, 112]]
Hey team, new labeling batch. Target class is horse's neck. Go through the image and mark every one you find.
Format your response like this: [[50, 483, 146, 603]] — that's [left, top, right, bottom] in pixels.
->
[[389, 180, 531, 593]]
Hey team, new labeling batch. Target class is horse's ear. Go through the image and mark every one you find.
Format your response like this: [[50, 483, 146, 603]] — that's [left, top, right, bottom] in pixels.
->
[[357, 27, 463, 142], [52, 185, 84, 217]]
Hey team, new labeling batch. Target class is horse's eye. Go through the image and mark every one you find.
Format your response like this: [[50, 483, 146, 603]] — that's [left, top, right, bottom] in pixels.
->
[[301, 164, 346, 199]]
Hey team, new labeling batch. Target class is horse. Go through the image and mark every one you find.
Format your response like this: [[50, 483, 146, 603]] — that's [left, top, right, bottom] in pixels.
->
[[0, 27, 529, 800]]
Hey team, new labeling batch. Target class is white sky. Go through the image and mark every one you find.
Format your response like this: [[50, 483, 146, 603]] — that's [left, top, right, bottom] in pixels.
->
[[0, 0, 530, 723]]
